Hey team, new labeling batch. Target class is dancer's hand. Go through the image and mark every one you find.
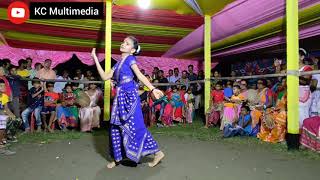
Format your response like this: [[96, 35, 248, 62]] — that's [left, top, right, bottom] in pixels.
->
[[91, 48, 98, 61], [152, 89, 164, 99]]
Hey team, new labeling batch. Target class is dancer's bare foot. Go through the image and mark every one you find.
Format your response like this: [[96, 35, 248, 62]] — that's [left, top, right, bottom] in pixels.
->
[[107, 161, 117, 169], [148, 151, 165, 167]]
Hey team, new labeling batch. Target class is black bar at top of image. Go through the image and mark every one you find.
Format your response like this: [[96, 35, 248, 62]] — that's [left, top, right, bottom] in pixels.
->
[[29, 2, 104, 19]]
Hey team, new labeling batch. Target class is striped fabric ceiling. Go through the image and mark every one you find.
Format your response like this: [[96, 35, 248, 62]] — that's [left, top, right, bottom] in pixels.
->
[[0, 0, 207, 57]]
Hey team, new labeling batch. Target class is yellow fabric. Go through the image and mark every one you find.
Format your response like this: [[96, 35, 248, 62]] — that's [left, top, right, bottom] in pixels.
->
[[114, 0, 195, 15], [0, 94, 9, 105], [196, 0, 234, 15], [17, 69, 30, 77], [114, 0, 234, 15]]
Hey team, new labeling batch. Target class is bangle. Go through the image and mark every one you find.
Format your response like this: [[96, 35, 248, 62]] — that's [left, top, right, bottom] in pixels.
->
[[150, 88, 156, 93]]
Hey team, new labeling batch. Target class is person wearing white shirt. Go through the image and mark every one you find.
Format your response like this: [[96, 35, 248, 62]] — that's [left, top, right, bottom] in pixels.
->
[[167, 69, 175, 83], [54, 70, 70, 93], [170, 67, 180, 83]]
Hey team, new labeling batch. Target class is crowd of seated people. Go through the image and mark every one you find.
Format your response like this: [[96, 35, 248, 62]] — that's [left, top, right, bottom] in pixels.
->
[[1, 48, 320, 155], [205, 49, 320, 153], [0, 58, 104, 155], [128, 65, 205, 127]]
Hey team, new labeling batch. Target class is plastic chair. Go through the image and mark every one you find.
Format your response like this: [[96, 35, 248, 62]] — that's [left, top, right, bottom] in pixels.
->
[[30, 112, 54, 132]]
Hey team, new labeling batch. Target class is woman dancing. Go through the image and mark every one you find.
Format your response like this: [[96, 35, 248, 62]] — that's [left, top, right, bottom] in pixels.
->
[[91, 36, 165, 169]]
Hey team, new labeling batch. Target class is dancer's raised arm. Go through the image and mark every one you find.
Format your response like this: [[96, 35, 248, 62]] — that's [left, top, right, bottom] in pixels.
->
[[131, 64, 163, 99], [91, 48, 114, 81]]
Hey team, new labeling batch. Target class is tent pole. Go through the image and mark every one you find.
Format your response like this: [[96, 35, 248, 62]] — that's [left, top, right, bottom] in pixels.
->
[[204, 15, 211, 115], [104, 0, 112, 121], [286, 0, 300, 150]]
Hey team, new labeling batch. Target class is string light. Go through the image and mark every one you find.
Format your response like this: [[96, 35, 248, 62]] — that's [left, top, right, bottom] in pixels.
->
[[138, 0, 150, 9]]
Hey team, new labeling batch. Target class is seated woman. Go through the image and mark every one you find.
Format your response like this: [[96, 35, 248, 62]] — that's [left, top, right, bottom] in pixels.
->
[[257, 78, 287, 143], [300, 116, 320, 152], [79, 81, 102, 132], [206, 82, 224, 128], [250, 79, 273, 136], [221, 85, 245, 130], [57, 84, 79, 130], [223, 105, 252, 138], [298, 49, 313, 128], [161, 89, 173, 127]]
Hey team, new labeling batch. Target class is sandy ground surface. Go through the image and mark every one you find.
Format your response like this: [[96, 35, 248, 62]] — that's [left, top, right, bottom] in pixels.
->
[[1, 134, 319, 180]]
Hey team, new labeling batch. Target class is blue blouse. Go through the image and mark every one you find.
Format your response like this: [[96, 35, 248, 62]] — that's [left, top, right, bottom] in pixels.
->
[[112, 55, 137, 84]]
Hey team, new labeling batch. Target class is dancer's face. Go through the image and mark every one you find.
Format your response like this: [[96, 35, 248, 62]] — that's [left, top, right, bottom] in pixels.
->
[[120, 38, 135, 54]]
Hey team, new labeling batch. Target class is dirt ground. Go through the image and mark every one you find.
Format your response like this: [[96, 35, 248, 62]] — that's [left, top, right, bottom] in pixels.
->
[[0, 134, 319, 180]]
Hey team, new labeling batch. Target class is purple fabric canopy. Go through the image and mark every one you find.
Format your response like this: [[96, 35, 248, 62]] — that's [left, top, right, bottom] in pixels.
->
[[163, 0, 318, 58], [213, 24, 320, 57]]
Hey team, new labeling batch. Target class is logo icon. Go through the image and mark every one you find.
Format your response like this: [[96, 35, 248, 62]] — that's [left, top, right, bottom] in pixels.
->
[[11, 8, 25, 18], [8, 1, 29, 24]]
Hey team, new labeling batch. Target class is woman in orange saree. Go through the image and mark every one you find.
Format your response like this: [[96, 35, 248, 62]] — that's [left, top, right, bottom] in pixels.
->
[[250, 79, 273, 136], [258, 78, 287, 143]]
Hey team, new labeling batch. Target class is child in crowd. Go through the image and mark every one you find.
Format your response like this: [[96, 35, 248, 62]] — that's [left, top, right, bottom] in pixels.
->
[[171, 86, 184, 122], [223, 105, 252, 137], [206, 82, 224, 128], [0, 79, 19, 155], [57, 84, 78, 130], [7, 66, 21, 118], [222, 85, 245, 130], [184, 87, 194, 124], [71, 82, 81, 98], [22, 78, 44, 132], [42, 82, 59, 132], [223, 80, 233, 99]]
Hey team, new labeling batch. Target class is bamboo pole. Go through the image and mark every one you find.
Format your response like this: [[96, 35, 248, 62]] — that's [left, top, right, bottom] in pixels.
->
[[204, 15, 211, 113], [104, 0, 112, 120], [286, 0, 300, 149]]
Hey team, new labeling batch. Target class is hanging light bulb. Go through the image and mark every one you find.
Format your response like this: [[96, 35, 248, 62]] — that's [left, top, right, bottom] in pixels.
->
[[138, 0, 151, 9]]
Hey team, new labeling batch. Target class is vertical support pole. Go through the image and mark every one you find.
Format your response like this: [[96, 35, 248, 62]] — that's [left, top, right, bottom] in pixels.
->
[[204, 15, 211, 114], [104, 0, 112, 120], [286, 0, 300, 149]]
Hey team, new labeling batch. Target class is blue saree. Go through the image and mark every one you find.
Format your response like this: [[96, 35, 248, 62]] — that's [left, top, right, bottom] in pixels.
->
[[109, 55, 159, 163]]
